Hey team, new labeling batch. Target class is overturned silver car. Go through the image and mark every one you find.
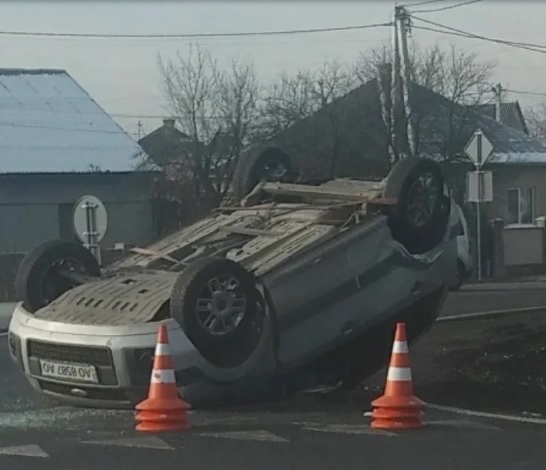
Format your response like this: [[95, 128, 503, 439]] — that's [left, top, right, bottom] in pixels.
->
[[7, 155, 457, 408]]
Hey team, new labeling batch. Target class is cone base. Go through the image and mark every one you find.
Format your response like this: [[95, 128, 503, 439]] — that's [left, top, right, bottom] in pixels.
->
[[371, 394, 425, 409], [136, 421, 190, 433], [135, 409, 190, 433], [135, 408, 189, 419], [371, 406, 424, 421], [136, 396, 191, 412], [371, 417, 423, 430]]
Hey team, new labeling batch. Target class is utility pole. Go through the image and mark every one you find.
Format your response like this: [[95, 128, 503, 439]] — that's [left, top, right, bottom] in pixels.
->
[[137, 120, 143, 140], [395, 6, 415, 158], [390, 8, 401, 165], [378, 64, 395, 165]]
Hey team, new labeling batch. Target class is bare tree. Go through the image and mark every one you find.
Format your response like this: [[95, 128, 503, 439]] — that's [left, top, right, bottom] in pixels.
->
[[156, 44, 259, 210], [354, 41, 496, 199], [355, 42, 496, 158], [524, 102, 546, 144], [355, 42, 494, 105], [257, 71, 315, 139], [257, 59, 357, 176], [258, 59, 356, 140]]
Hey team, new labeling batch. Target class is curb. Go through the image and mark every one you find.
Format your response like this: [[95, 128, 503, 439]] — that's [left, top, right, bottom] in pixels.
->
[[438, 305, 546, 323], [461, 281, 546, 292]]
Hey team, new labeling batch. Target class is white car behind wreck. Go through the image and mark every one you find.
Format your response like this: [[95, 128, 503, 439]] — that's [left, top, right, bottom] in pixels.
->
[[7, 153, 458, 408]]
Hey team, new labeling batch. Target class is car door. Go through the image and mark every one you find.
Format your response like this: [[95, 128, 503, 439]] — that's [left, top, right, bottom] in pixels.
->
[[266, 217, 391, 368]]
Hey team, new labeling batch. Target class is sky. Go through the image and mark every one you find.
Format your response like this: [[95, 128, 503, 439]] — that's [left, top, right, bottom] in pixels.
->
[[1, 0, 545, 138]]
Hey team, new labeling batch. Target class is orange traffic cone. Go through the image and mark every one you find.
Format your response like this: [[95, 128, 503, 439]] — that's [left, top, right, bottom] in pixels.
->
[[135, 323, 191, 432], [369, 322, 424, 430]]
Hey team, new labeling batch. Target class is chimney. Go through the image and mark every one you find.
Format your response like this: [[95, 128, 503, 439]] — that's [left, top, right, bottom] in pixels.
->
[[494, 83, 502, 123], [163, 118, 176, 129]]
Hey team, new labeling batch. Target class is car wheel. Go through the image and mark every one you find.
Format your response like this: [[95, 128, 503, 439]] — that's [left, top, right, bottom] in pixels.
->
[[170, 256, 266, 369], [232, 147, 296, 200], [14, 239, 101, 313], [450, 261, 465, 291], [383, 156, 450, 254]]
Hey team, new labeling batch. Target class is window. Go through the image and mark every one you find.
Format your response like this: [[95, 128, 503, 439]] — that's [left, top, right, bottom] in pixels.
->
[[506, 187, 536, 225], [522, 187, 536, 224]]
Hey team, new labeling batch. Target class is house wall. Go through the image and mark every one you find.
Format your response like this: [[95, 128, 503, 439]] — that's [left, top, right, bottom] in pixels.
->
[[487, 219, 546, 279], [487, 165, 546, 223], [503, 225, 544, 266], [0, 172, 156, 254]]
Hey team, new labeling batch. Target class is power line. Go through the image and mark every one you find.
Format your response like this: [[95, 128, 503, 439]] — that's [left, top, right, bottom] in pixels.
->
[[0, 121, 139, 136], [113, 113, 173, 120], [413, 24, 546, 54], [411, 15, 546, 50], [411, 0, 482, 14], [410, 16, 546, 54], [403, 0, 448, 7], [0, 22, 392, 40], [112, 113, 222, 121], [4, 94, 546, 137], [505, 89, 546, 98]]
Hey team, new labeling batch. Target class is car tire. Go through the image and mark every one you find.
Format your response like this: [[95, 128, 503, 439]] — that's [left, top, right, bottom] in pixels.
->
[[450, 260, 466, 291], [232, 147, 296, 201], [14, 239, 101, 313], [383, 156, 450, 254], [169, 256, 265, 369]]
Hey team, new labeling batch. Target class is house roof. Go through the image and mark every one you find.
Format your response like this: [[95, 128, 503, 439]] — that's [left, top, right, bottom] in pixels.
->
[[412, 84, 546, 165], [471, 101, 529, 135], [477, 115, 546, 164], [261, 78, 546, 175], [138, 119, 206, 167], [0, 68, 146, 174]]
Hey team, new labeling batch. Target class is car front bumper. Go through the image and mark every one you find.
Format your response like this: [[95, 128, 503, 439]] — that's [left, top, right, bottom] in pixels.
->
[[7, 302, 209, 409]]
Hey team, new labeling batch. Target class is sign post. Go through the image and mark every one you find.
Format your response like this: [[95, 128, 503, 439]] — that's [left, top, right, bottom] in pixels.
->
[[465, 129, 494, 281], [73, 195, 108, 266]]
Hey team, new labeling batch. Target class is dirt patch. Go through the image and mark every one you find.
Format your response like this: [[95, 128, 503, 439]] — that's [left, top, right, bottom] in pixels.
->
[[355, 311, 546, 415], [254, 310, 546, 416]]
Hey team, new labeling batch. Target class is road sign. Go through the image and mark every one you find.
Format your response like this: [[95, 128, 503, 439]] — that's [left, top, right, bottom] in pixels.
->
[[73, 195, 108, 264], [73, 195, 108, 243], [464, 129, 494, 283], [467, 170, 493, 202], [465, 129, 493, 168]]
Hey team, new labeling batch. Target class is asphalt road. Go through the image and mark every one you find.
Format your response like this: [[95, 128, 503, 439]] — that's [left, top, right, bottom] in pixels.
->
[[1, 329, 546, 470], [2, 289, 546, 470]]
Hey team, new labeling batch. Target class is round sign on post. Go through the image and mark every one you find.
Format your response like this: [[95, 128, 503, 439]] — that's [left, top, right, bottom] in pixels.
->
[[73, 195, 108, 244]]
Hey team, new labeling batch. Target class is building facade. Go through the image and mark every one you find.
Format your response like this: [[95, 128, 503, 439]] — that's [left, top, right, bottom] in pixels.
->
[[0, 68, 157, 300]]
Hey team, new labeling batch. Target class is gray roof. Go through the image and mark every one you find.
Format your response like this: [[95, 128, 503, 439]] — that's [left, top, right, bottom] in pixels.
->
[[262, 79, 546, 178], [412, 84, 546, 165], [478, 114, 546, 164], [0, 68, 145, 174], [138, 120, 198, 167], [471, 101, 528, 135]]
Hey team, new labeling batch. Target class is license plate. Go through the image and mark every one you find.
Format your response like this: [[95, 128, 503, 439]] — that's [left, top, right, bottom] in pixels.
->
[[39, 360, 99, 384]]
